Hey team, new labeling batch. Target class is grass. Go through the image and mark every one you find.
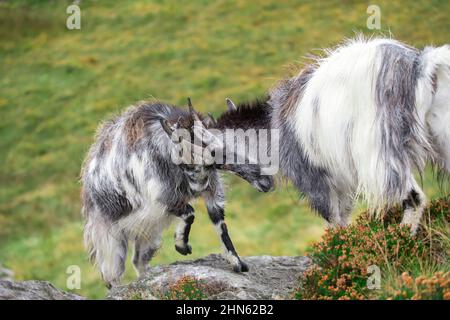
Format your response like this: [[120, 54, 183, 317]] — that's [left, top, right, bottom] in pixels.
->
[[0, 0, 449, 299]]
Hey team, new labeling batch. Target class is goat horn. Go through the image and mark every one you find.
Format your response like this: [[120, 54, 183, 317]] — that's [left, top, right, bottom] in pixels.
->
[[226, 98, 237, 111], [160, 119, 174, 136], [187, 97, 201, 122], [207, 112, 217, 126], [175, 116, 183, 128], [187, 97, 193, 109]]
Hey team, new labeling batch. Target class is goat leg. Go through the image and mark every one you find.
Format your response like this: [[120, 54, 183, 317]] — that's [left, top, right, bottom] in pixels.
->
[[203, 186, 248, 272], [172, 204, 195, 255]]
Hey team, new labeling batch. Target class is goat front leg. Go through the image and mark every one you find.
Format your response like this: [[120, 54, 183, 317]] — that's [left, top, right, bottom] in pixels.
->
[[171, 204, 195, 255], [203, 186, 248, 272]]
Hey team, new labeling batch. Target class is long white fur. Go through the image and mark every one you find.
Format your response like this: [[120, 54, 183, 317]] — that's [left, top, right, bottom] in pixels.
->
[[292, 37, 450, 214], [423, 45, 450, 172], [84, 120, 177, 285]]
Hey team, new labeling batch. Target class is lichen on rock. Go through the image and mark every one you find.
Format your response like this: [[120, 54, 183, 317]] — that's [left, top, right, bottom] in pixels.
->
[[107, 254, 311, 300]]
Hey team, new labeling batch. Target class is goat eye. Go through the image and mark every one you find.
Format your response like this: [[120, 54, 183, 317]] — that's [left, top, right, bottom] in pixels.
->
[[211, 150, 216, 157]]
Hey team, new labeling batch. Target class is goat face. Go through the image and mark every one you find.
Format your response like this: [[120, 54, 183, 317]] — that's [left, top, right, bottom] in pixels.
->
[[208, 99, 275, 193], [161, 104, 273, 192], [160, 98, 222, 169]]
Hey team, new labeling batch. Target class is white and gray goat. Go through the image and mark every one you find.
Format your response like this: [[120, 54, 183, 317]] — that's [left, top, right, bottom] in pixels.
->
[[219, 37, 450, 234], [81, 99, 272, 288]]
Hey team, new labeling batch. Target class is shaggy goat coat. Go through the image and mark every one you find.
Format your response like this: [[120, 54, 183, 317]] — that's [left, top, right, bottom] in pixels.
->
[[220, 38, 450, 232], [81, 102, 262, 287]]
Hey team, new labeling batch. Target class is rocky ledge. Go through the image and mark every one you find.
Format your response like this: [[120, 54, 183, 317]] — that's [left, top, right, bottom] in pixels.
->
[[0, 254, 310, 300], [108, 254, 311, 300], [0, 280, 85, 300]]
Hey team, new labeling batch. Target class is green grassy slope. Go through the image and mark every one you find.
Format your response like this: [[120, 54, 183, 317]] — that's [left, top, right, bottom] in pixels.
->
[[0, 0, 449, 299]]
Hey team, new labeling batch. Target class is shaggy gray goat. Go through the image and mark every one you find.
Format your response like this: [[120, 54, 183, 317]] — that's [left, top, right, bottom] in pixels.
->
[[81, 98, 272, 288], [218, 37, 450, 234]]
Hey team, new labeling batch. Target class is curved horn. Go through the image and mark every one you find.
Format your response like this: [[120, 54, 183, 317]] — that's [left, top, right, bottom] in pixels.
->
[[187, 97, 201, 122], [160, 119, 173, 136], [207, 112, 217, 126], [175, 116, 183, 128], [187, 97, 194, 110], [226, 98, 237, 111]]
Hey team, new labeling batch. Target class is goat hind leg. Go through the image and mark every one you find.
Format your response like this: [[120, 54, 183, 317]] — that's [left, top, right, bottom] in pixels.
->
[[84, 215, 128, 289], [133, 235, 160, 277], [401, 181, 426, 235], [97, 231, 128, 289]]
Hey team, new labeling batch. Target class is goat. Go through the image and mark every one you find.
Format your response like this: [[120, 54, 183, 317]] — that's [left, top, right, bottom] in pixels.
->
[[218, 37, 450, 234], [81, 98, 272, 288]]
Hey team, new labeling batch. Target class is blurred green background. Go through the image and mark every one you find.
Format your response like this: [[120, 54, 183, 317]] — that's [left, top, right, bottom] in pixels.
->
[[0, 0, 449, 299]]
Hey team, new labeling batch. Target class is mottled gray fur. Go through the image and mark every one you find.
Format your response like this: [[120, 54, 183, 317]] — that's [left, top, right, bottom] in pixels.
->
[[375, 44, 432, 203], [268, 68, 335, 222], [220, 39, 449, 233], [81, 101, 269, 288]]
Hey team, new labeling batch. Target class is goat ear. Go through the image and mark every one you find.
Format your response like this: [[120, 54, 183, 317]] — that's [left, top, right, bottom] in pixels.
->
[[226, 98, 237, 111]]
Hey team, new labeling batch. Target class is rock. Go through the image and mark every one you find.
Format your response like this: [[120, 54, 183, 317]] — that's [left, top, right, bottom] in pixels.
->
[[0, 264, 14, 281], [0, 280, 85, 300], [108, 254, 311, 300]]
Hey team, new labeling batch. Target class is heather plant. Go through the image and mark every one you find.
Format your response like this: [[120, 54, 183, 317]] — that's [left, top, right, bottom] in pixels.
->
[[295, 197, 449, 300], [162, 276, 209, 300], [386, 271, 450, 300]]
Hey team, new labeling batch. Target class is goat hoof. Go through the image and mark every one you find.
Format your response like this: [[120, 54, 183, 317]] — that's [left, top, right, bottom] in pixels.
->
[[105, 279, 121, 290], [233, 261, 249, 273], [175, 244, 192, 255]]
